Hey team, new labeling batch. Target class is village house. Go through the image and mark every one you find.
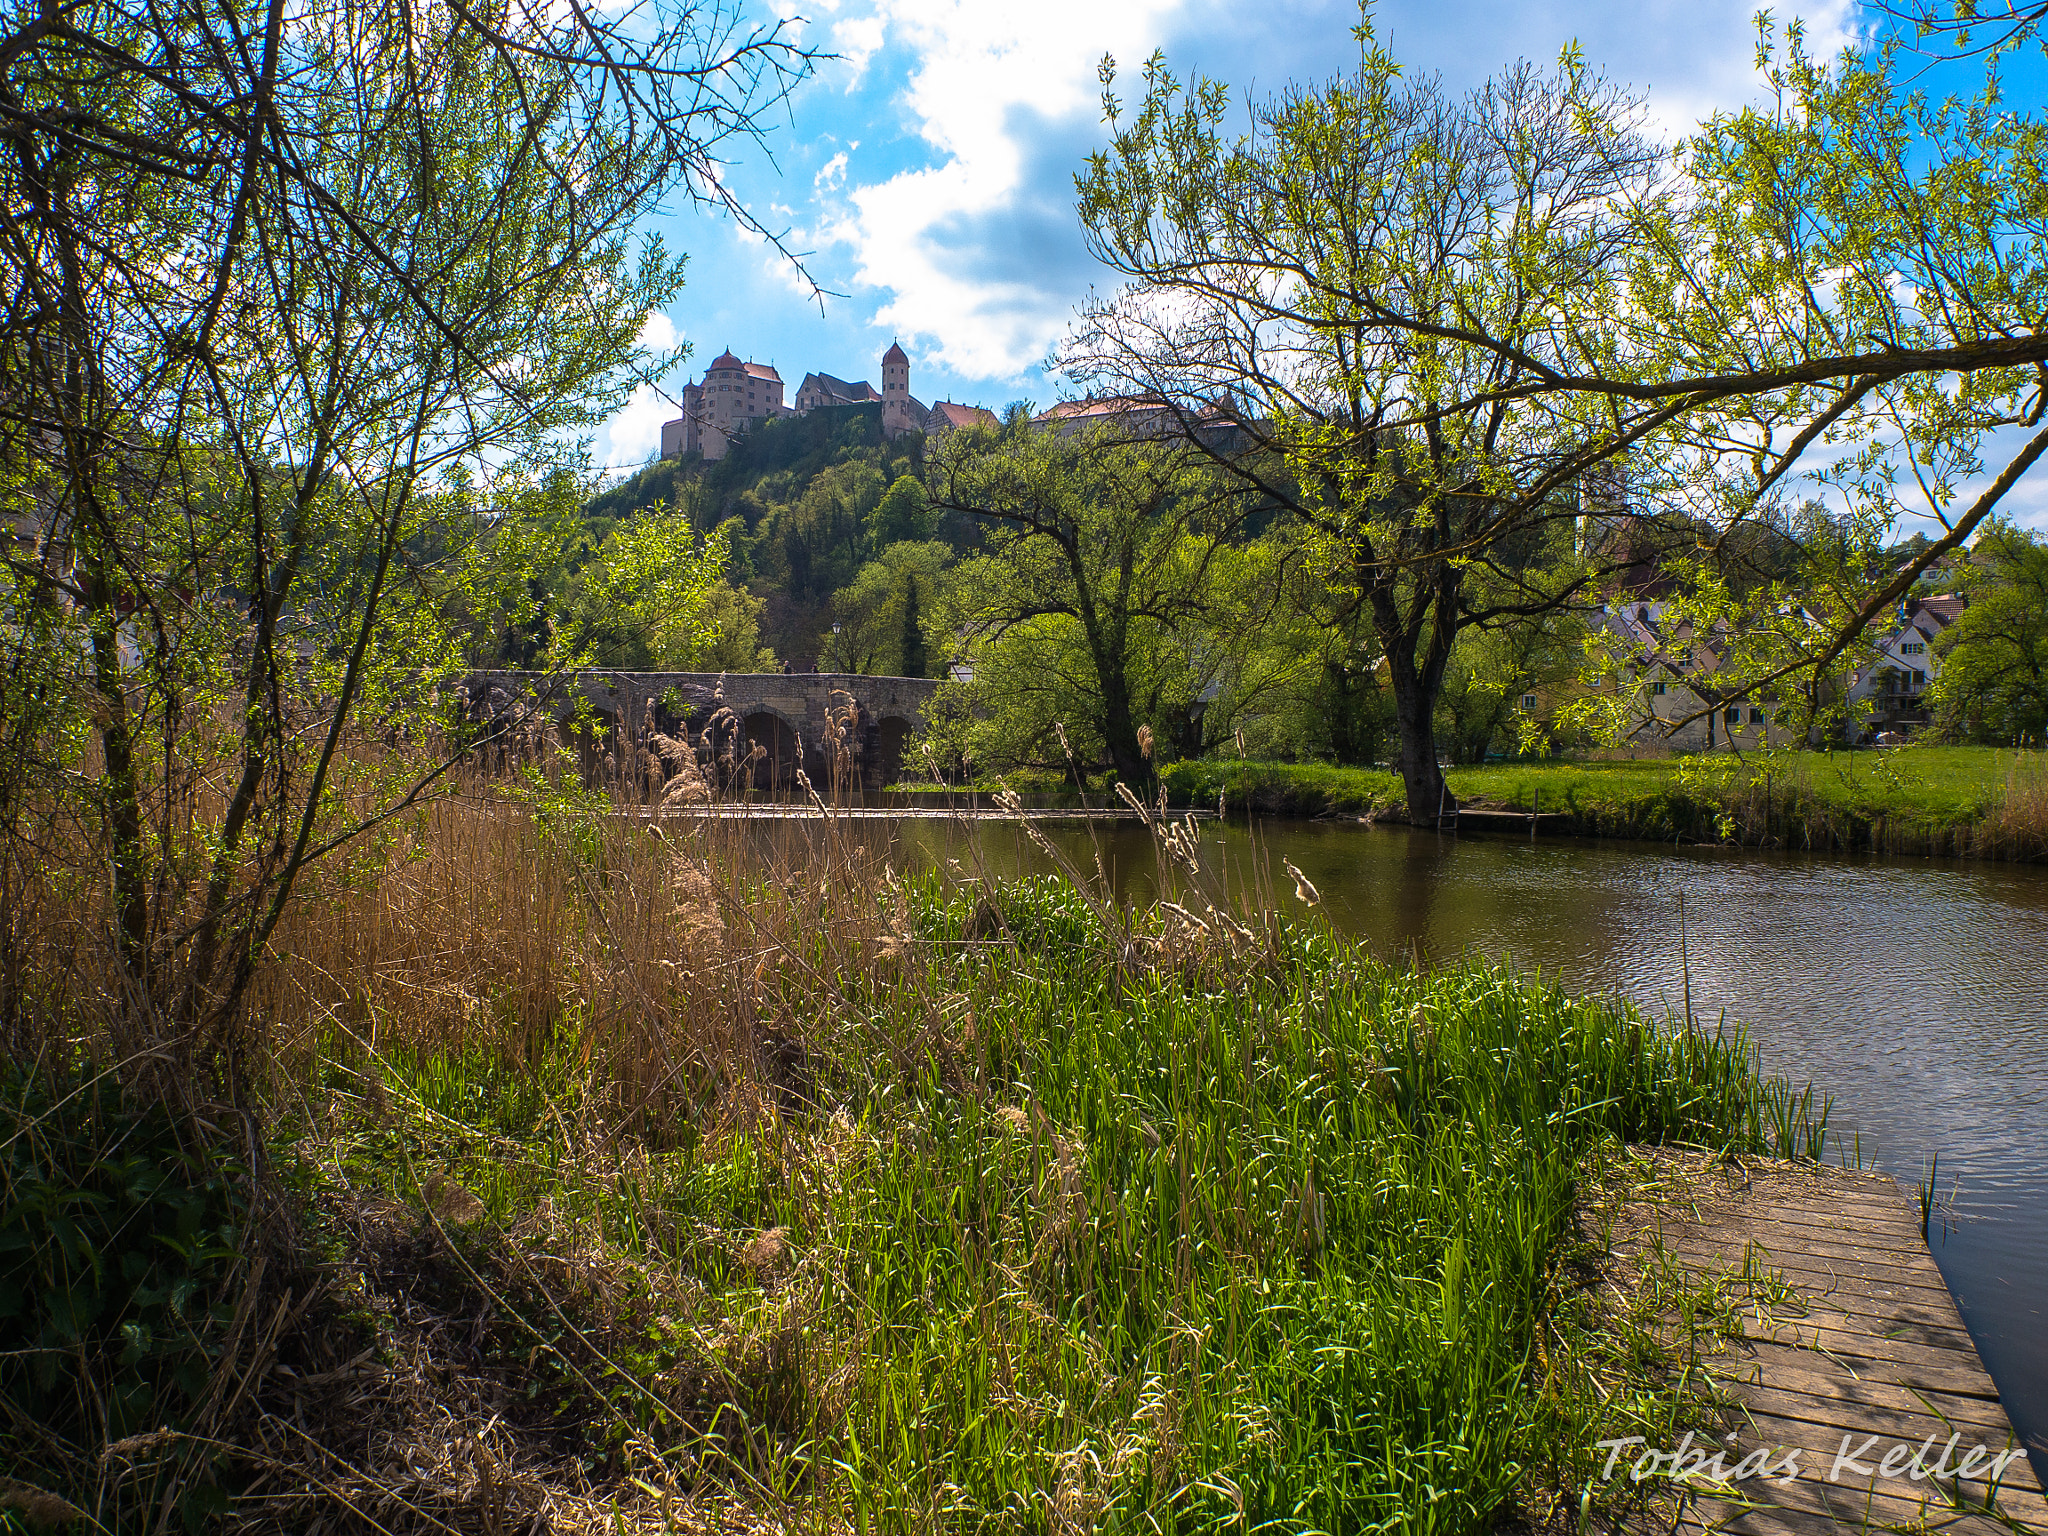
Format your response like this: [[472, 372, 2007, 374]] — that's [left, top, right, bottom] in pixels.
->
[[1031, 394, 1253, 451], [925, 399, 1001, 438], [1560, 590, 1972, 753], [1843, 594, 1967, 737], [1575, 599, 1801, 753]]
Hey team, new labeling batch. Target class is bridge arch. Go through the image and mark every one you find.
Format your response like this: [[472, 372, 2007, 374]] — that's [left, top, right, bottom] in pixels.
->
[[461, 671, 941, 796], [740, 709, 804, 794], [876, 715, 915, 789]]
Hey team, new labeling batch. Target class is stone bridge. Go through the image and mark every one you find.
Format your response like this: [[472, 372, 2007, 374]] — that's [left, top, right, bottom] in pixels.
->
[[463, 670, 942, 793]]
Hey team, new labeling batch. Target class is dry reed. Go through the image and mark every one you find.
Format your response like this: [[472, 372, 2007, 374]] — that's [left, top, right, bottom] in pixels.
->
[[1, 731, 1823, 1535]]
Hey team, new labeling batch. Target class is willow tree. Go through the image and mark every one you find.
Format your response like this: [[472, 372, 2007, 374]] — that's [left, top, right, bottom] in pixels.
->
[[924, 420, 1253, 784], [1070, 35, 1665, 818], [0, 0, 811, 1082], [1559, 20, 2048, 741], [1077, 11, 2048, 781]]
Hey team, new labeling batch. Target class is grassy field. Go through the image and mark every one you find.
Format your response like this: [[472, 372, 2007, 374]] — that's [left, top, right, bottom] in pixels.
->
[[1157, 746, 2048, 859], [3, 767, 1837, 1534]]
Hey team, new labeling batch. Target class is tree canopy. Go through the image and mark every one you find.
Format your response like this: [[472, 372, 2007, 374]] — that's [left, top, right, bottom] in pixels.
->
[[0, 0, 813, 1072], [1064, 9, 2048, 810]]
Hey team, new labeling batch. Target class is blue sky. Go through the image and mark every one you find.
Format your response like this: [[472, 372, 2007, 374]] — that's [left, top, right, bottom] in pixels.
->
[[598, 0, 2048, 526]]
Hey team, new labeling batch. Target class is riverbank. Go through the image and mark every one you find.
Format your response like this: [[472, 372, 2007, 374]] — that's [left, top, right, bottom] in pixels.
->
[[1156, 747, 2048, 860], [3, 783, 1834, 1534]]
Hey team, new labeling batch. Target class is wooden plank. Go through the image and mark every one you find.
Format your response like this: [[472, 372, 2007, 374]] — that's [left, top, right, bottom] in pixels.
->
[[1682, 1482, 2022, 1536], [1659, 1427, 2041, 1533], [1606, 1150, 2040, 1536], [1670, 1494, 2020, 1536], [1651, 1241, 1961, 1304], [1655, 1217, 1954, 1275], [1751, 1306, 1981, 1356], [1726, 1401, 2043, 1493], [1701, 1350, 2021, 1434], [1633, 1214, 1956, 1276], [1723, 1324, 2003, 1395]]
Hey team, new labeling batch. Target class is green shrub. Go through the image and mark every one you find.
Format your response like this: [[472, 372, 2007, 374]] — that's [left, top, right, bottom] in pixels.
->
[[0, 1070, 246, 1530]]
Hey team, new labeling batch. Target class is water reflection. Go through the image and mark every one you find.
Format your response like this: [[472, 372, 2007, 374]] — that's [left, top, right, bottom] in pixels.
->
[[875, 817, 2048, 1463]]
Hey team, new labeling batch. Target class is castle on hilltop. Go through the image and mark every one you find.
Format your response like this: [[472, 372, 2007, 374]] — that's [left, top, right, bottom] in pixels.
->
[[660, 341, 996, 462]]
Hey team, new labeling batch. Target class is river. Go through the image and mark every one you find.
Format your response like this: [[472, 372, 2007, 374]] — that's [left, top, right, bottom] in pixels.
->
[[873, 814, 2048, 1467]]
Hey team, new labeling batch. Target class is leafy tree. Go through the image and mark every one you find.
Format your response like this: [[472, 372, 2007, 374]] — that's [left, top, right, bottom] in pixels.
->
[[1074, 11, 2048, 793], [559, 515, 753, 669], [696, 583, 781, 673], [0, 0, 812, 1075], [1932, 527, 2048, 743], [1434, 606, 1585, 765], [924, 423, 1249, 782], [1071, 39, 1650, 816], [1879, 1, 2048, 63], [869, 474, 934, 546], [1229, 553, 1393, 765], [901, 579, 929, 679], [1558, 23, 2048, 738], [822, 541, 953, 676]]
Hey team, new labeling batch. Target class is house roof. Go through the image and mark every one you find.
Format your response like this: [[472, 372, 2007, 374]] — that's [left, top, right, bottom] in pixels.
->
[[744, 362, 782, 383], [1909, 593, 1966, 627], [882, 341, 909, 366], [798, 372, 881, 404], [1035, 395, 1168, 423], [927, 400, 997, 431], [708, 348, 744, 371]]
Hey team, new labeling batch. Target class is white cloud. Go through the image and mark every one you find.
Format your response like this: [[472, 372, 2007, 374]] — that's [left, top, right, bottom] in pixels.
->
[[811, 0, 1873, 388], [1615, 0, 1866, 140], [600, 380, 674, 468], [822, 0, 1188, 381], [833, 13, 885, 83], [638, 309, 679, 351]]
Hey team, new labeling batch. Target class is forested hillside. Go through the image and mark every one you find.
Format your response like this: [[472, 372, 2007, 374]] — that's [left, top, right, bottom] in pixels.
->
[[543, 403, 985, 676], [524, 410, 1428, 778]]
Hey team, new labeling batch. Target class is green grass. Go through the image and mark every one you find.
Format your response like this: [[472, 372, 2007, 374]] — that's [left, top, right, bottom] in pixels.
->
[[1451, 748, 2012, 821], [281, 875, 1828, 1535], [1160, 746, 2048, 856]]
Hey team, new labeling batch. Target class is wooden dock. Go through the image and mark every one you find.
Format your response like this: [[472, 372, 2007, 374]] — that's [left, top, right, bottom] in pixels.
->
[[1619, 1150, 2045, 1535], [1442, 807, 1570, 833]]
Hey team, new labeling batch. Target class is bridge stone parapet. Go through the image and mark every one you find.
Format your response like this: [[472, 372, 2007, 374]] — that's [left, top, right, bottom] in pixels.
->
[[463, 670, 940, 793]]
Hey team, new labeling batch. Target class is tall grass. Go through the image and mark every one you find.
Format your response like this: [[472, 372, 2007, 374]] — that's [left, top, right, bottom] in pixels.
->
[[1, 742, 1831, 1534]]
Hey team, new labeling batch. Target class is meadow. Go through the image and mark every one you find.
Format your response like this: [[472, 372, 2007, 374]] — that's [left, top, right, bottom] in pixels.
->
[[2, 761, 1834, 1534], [1155, 746, 2048, 859]]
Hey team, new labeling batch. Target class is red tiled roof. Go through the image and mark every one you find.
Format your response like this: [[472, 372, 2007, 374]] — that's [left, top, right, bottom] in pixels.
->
[[1911, 594, 1967, 626], [882, 341, 909, 366], [928, 401, 998, 431], [1035, 395, 1167, 422]]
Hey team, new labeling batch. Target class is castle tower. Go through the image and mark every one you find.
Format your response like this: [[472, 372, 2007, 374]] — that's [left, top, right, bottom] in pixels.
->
[[880, 340, 910, 437]]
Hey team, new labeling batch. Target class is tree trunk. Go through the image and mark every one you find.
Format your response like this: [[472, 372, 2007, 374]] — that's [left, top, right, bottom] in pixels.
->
[[1391, 674, 1452, 824], [1098, 677, 1151, 785], [1371, 564, 1462, 824]]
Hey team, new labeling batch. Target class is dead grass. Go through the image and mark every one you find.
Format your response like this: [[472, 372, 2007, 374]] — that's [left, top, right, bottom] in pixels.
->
[[0, 729, 1838, 1535]]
